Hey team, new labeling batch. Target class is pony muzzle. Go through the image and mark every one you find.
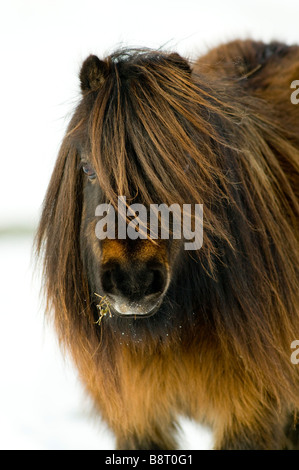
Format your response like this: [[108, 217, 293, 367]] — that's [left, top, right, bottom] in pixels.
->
[[100, 260, 169, 318]]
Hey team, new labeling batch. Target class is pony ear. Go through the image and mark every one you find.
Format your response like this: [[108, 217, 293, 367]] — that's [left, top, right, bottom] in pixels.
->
[[80, 54, 108, 92], [167, 53, 192, 75]]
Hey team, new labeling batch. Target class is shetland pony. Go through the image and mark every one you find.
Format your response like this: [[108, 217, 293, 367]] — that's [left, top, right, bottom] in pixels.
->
[[36, 39, 299, 449]]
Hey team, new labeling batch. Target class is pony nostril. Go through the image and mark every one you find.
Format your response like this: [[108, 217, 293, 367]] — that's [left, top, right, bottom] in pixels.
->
[[144, 268, 166, 296], [101, 266, 117, 294]]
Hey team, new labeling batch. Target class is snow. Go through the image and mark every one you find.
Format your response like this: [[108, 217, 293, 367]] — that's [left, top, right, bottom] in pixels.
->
[[0, 235, 112, 450], [0, 235, 212, 449]]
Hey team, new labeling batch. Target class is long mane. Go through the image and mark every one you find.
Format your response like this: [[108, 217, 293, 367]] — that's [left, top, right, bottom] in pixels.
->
[[36, 48, 299, 413]]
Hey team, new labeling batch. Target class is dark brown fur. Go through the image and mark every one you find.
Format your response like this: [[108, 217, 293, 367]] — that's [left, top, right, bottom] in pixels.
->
[[36, 40, 299, 449]]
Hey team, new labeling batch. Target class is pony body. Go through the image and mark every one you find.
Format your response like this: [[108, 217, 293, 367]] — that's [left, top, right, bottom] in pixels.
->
[[36, 40, 299, 449]]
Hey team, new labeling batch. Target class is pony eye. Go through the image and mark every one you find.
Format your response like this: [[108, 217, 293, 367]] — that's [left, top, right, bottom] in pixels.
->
[[82, 163, 96, 180]]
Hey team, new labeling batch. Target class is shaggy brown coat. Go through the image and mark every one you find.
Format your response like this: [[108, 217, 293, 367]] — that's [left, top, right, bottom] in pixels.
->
[[36, 39, 299, 449]]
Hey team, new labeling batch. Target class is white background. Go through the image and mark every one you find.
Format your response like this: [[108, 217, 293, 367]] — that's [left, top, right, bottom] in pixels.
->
[[0, 0, 298, 450]]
